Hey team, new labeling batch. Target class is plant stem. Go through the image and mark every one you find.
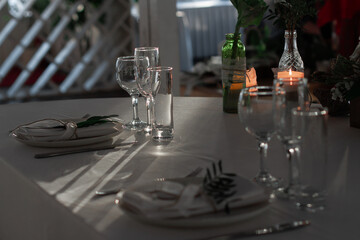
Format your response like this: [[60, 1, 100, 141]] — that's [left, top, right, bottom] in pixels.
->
[[231, 20, 242, 59]]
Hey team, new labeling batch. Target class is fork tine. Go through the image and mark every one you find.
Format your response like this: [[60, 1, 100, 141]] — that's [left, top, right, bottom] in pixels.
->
[[154, 167, 203, 182]]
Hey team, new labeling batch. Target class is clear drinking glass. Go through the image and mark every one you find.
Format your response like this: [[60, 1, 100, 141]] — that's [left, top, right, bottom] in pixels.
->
[[135, 47, 159, 67], [115, 56, 149, 130], [150, 66, 174, 141], [238, 86, 285, 187], [134, 47, 159, 133], [292, 106, 328, 212], [273, 78, 309, 198]]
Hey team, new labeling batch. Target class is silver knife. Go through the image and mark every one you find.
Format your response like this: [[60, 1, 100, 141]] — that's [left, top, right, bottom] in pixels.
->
[[201, 220, 310, 240], [34, 142, 136, 158]]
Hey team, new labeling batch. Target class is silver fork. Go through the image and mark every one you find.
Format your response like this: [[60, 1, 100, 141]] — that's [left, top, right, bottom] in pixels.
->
[[95, 167, 203, 196]]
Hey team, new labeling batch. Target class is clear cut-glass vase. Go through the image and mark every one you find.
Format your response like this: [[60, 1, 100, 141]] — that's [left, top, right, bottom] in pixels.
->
[[278, 30, 304, 72]]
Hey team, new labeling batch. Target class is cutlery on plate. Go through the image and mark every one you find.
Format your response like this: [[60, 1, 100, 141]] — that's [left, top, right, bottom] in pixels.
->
[[34, 142, 136, 159], [200, 220, 310, 240], [95, 166, 203, 196], [155, 166, 203, 182]]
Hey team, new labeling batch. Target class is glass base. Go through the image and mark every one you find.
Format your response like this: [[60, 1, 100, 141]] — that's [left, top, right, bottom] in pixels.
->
[[275, 185, 297, 199], [295, 202, 326, 212], [143, 125, 152, 133], [124, 120, 146, 131], [254, 172, 282, 189], [294, 186, 326, 212], [152, 127, 174, 142]]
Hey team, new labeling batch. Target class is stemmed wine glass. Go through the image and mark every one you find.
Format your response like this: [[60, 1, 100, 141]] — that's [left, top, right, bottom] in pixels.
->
[[115, 56, 149, 130], [135, 66, 161, 135], [238, 86, 285, 187], [273, 77, 309, 198], [134, 47, 159, 133]]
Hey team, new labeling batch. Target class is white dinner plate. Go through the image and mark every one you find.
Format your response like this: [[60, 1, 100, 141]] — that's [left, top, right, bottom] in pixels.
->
[[115, 175, 270, 228], [117, 198, 269, 228], [11, 117, 124, 148]]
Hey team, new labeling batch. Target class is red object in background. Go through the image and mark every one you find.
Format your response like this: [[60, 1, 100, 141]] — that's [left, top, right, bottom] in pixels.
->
[[317, 0, 360, 57], [0, 65, 66, 87]]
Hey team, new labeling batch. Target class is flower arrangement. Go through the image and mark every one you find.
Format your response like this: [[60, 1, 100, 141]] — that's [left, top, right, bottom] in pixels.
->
[[312, 45, 360, 102], [229, 0, 268, 58], [267, 0, 316, 32], [266, 0, 316, 53]]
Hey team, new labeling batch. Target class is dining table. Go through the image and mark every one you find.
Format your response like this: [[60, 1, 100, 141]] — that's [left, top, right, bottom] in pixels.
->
[[0, 96, 359, 240]]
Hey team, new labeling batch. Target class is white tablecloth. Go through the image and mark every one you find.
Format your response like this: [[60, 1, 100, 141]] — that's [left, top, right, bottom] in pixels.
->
[[0, 97, 359, 240]]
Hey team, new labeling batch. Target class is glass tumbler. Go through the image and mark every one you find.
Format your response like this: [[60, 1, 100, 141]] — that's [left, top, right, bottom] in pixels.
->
[[292, 106, 328, 212], [150, 67, 174, 141]]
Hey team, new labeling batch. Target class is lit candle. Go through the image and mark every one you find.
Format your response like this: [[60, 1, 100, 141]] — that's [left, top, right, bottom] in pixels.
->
[[277, 69, 304, 79]]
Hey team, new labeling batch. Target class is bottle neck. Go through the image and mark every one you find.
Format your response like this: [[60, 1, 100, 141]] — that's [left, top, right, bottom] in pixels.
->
[[226, 33, 241, 41], [278, 29, 304, 71], [283, 30, 298, 52]]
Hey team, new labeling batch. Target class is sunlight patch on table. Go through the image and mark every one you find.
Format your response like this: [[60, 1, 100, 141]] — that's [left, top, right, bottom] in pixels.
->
[[71, 140, 149, 213]]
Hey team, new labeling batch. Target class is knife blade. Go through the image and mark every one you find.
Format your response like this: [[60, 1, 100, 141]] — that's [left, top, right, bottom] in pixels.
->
[[201, 220, 310, 240], [34, 142, 136, 158]]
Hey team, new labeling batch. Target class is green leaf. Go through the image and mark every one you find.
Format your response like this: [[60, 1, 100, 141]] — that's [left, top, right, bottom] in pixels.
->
[[218, 160, 223, 173], [212, 162, 217, 176], [229, 0, 267, 59], [76, 115, 118, 128], [233, 0, 268, 29], [266, 0, 316, 30], [230, 0, 239, 9], [202, 160, 238, 214], [332, 55, 354, 77], [346, 82, 360, 101]]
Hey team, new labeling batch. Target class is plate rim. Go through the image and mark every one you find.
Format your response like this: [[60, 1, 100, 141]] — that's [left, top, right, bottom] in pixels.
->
[[117, 199, 270, 228], [115, 175, 271, 228]]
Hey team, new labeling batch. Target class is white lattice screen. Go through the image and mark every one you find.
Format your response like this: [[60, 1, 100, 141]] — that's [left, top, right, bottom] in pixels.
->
[[0, 0, 133, 102]]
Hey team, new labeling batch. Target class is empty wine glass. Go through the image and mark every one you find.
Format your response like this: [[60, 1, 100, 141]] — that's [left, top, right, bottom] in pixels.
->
[[115, 56, 149, 130], [238, 86, 285, 187], [135, 67, 160, 134], [273, 77, 310, 198], [134, 47, 159, 133]]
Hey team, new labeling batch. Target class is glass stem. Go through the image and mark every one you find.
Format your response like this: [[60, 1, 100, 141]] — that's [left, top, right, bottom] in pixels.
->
[[145, 96, 151, 126], [286, 145, 300, 188], [130, 94, 140, 121], [258, 141, 269, 176]]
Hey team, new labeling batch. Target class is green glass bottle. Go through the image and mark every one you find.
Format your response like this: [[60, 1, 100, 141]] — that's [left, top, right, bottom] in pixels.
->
[[221, 33, 246, 113]]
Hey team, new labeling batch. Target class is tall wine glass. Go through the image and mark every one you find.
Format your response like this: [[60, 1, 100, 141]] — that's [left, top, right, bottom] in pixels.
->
[[115, 56, 149, 130], [134, 47, 159, 133], [238, 86, 286, 187], [273, 77, 309, 198]]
